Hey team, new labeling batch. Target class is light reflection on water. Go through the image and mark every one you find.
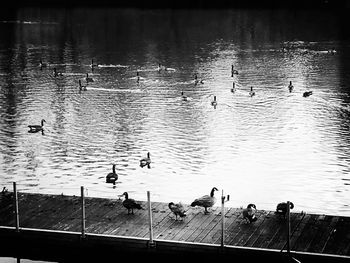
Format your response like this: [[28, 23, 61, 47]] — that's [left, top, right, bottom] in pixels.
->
[[0, 8, 349, 216]]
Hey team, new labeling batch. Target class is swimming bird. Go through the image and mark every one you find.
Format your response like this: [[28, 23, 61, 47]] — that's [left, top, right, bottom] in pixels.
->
[[211, 96, 217, 108], [28, 119, 45, 132], [288, 81, 294, 92], [194, 73, 204, 85], [140, 152, 151, 168], [191, 187, 218, 214], [85, 73, 94, 83], [168, 202, 187, 221], [158, 63, 167, 71], [106, 164, 118, 185], [249, 86, 255, 97], [231, 65, 239, 76], [53, 68, 63, 77], [275, 202, 294, 218], [181, 91, 188, 101], [231, 82, 236, 93], [121, 192, 143, 214], [242, 204, 258, 224], [78, 80, 87, 91], [303, 91, 313, 97], [90, 59, 98, 69]]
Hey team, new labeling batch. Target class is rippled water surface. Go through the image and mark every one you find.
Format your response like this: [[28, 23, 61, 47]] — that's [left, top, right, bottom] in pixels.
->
[[0, 8, 349, 216]]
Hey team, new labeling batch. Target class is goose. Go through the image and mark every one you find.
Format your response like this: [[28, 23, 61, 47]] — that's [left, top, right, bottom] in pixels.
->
[[242, 204, 257, 224], [168, 202, 186, 221], [140, 152, 151, 168], [249, 86, 255, 97], [158, 63, 167, 71], [121, 192, 143, 214], [231, 65, 239, 76], [28, 119, 45, 132], [106, 164, 118, 185], [303, 91, 313, 97], [39, 59, 49, 68], [231, 82, 236, 93], [191, 187, 218, 214], [90, 59, 98, 68], [181, 91, 188, 101], [275, 202, 294, 218], [194, 73, 204, 85], [85, 73, 94, 83], [53, 68, 63, 77], [211, 96, 217, 108], [78, 80, 87, 91], [288, 81, 294, 92]]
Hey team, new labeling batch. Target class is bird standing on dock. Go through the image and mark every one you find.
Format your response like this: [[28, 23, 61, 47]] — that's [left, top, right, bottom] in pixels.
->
[[106, 164, 118, 185], [275, 202, 294, 218], [181, 91, 188, 101], [231, 82, 236, 93], [28, 119, 45, 133], [303, 91, 313, 97], [288, 81, 294, 92], [231, 65, 238, 76], [242, 204, 257, 224], [191, 187, 218, 214], [249, 86, 255, 97], [211, 96, 217, 109], [140, 152, 151, 168], [86, 73, 94, 83], [121, 192, 143, 214], [168, 202, 187, 221]]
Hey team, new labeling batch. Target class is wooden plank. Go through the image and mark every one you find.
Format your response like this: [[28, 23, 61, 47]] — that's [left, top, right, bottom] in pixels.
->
[[322, 216, 350, 255], [220, 207, 246, 245], [291, 214, 320, 252], [192, 207, 223, 243]]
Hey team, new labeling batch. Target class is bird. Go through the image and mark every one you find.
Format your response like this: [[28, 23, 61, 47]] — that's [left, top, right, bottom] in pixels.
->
[[211, 96, 217, 108], [249, 86, 255, 97], [140, 152, 151, 168], [242, 204, 258, 224], [275, 202, 294, 218], [90, 59, 98, 69], [303, 91, 313, 97], [194, 73, 204, 85], [106, 164, 118, 185], [53, 68, 63, 77], [158, 63, 167, 71], [231, 82, 236, 93], [28, 119, 45, 132], [121, 192, 143, 214], [288, 81, 294, 92], [231, 65, 239, 76], [79, 80, 87, 91], [168, 202, 186, 221], [191, 187, 218, 214], [181, 91, 188, 101], [39, 59, 49, 69], [85, 73, 94, 83]]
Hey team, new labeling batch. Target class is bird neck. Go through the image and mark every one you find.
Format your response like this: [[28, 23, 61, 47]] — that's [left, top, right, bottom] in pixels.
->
[[124, 193, 128, 200], [210, 189, 216, 197], [112, 165, 116, 174]]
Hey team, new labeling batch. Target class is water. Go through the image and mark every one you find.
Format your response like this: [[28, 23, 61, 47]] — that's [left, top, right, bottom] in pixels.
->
[[0, 8, 349, 217]]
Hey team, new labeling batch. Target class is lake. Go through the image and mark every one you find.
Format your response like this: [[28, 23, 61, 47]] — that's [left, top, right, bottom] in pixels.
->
[[0, 8, 349, 217]]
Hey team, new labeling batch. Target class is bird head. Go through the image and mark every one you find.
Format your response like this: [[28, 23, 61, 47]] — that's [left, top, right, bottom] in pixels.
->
[[247, 204, 256, 209], [168, 202, 175, 209]]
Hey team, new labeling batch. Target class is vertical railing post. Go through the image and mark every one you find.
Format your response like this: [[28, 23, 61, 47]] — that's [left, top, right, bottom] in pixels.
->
[[286, 200, 291, 254], [13, 182, 19, 232], [221, 191, 225, 248], [147, 191, 155, 247], [81, 186, 86, 238]]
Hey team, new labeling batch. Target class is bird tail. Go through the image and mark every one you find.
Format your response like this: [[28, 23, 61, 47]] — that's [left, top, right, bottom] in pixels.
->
[[179, 212, 186, 217], [249, 215, 257, 223], [136, 204, 144, 210]]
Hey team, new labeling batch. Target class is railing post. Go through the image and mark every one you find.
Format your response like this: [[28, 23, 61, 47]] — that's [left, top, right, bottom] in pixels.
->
[[81, 186, 86, 238], [287, 200, 291, 254], [221, 192, 225, 248], [147, 191, 155, 247], [13, 182, 19, 232]]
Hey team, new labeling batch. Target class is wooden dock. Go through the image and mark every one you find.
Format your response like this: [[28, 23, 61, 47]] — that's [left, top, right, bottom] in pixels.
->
[[0, 190, 350, 262]]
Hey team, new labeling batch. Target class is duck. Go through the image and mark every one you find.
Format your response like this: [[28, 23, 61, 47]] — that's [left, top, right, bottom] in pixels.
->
[[53, 68, 63, 77], [242, 204, 258, 224], [168, 202, 187, 221], [78, 80, 87, 91], [28, 119, 45, 132], [39, 59, 49, 68], [275, 202, 294, 218], [121, 192, 143, 214], [231, 82, 236, 93], [288, 81, 294, 92], [249, 86, 255, 97], [211, 96, 217, 108], [191, 187, 218, 214], [231, 65, 239, 76], [194, 73, 204, 85], [140, 152, 151, 168], [157, 63, 167, 72], [303, 91, 313, 97], [85, 73, 94, 83], [181, 91, 188, 101], [106, 164, 118, 185]]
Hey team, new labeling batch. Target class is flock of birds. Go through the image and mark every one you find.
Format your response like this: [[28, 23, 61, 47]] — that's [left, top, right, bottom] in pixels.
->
[[30, 57, 306, 223], [113, 186, 294, 224]]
